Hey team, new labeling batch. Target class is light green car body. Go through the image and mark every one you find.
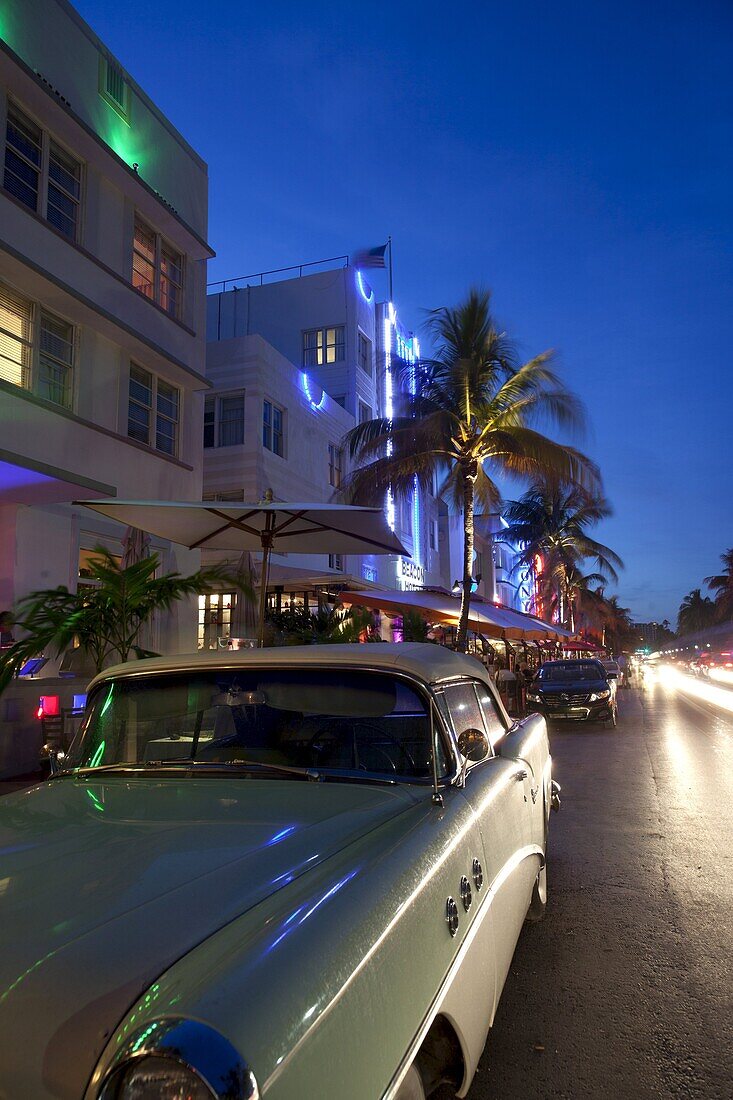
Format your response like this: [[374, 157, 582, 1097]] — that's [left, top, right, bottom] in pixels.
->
[[0, 644, 553, 1100]]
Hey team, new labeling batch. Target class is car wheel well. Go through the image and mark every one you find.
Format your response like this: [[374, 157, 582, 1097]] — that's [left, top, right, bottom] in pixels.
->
[[414, 1014, 464, 1096]]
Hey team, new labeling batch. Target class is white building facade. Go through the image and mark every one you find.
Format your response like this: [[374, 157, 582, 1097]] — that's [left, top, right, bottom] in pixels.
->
[[205, 264, 449, 606], [0, 0, 212, 636]]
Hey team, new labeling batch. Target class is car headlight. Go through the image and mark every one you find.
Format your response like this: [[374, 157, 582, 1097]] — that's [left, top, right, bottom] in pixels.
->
[[589, 689, 611, 702], [111, 1057, 213, 1099], [526, 692, 542, 702], [96, 1018, 259, 1100]]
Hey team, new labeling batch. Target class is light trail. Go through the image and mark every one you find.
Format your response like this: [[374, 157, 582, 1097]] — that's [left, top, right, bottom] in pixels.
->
[[655, 664, 733, 714]]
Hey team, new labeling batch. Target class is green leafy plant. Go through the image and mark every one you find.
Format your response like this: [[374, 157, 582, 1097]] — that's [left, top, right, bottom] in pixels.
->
[[0, 547, 244, 695]]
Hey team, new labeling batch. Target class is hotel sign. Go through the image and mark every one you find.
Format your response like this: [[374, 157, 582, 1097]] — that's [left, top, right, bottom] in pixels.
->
[[400, 558, 425, 589]]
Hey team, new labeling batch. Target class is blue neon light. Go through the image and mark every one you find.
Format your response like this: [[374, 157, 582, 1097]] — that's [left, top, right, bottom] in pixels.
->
[[356, 270, 373, 303], [302, 373, 327, 411]]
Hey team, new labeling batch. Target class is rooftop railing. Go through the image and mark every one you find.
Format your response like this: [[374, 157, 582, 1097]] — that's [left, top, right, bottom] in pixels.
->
[[207, 254, 350, 295]]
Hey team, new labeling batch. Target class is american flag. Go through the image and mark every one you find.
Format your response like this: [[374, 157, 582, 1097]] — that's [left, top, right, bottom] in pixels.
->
[[350, 243, 388, 269]]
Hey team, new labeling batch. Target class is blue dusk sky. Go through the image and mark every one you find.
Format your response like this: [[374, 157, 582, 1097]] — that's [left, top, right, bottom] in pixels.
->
[[77, 0, 733, 624]]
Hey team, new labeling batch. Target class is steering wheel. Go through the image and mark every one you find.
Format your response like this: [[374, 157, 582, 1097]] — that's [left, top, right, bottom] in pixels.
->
[[306, 720, 417, 775]]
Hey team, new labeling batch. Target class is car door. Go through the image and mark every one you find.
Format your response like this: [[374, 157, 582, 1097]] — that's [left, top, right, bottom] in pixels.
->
[[438, 681, 536, 1022]]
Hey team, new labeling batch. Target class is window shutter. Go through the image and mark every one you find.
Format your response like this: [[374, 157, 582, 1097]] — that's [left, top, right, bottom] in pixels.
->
[[0, 283, 33, 389]]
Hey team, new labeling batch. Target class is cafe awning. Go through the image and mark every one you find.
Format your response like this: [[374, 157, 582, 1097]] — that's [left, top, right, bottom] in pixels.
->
[[344, 588, 574, 641]]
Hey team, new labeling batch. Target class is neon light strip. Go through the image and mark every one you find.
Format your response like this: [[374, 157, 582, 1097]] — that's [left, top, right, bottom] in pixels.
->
[[356, 270, 373, 303], [383, 311, 395, 532], [302, 373, 327, 410]]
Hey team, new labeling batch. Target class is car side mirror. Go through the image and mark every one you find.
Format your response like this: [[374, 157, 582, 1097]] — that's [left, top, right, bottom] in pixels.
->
[[457, 727, 490, 762]]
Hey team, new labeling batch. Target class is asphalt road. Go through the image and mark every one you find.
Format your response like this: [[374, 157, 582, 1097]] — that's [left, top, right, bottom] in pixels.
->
[[442, 671, 733, 1100]]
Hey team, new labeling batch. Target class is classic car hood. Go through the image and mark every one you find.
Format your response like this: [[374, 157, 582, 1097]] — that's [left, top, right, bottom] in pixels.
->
[[0, 775, 418, 1100]]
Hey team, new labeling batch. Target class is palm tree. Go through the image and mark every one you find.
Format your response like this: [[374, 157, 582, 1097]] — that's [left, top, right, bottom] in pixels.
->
[[502, 483, 623, 627], [705, 548, 733, 622], [0, 548, 239, 695], [677, 588, 718, 635], [561, 566, 609, 635], [597, 594, 634, 652], [341, 288, 600, 650]]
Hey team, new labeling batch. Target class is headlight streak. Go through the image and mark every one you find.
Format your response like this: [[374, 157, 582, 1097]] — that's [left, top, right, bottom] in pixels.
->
[[658, 664, 733, 715], [262, 767, 539, 1093]]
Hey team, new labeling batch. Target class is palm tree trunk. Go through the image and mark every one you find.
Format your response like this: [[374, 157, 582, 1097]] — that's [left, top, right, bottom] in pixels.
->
[[456, 464, 476, 652]]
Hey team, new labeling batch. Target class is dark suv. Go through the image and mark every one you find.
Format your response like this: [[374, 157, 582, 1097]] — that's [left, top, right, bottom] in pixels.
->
[[525, 659, 618, 726]]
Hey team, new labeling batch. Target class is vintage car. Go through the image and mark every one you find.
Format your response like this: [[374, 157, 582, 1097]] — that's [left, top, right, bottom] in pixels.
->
[[0, 643, 559, 1100]]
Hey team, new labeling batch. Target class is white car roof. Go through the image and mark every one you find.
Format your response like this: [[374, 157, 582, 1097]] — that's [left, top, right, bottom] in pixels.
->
[[87, 643, 492, 694]]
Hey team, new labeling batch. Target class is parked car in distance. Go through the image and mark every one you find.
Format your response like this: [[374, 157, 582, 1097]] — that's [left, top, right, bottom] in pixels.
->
[[600, 658, 623, 687], [0, 643, 560, 1100], [526, 658, 618, 727]]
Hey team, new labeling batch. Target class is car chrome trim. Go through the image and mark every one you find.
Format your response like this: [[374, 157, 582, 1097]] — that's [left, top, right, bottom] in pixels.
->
[[382, 843, 545, 1100], [92, 1017, 259, 1100]]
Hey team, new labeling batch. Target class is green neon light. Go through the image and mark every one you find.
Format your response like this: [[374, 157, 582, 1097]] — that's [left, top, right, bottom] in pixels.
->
[[86, 789, 104, 813], [99, 685, 114, 718], [88, 740, 106, 769]]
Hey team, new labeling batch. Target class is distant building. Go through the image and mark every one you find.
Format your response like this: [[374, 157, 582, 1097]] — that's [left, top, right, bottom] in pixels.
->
[[0, 0, 212, 652], [204, 263, 447, 633]]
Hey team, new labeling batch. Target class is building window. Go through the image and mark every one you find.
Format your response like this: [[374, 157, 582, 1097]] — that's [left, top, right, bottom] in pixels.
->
[[203, 490, 245, 502], [99, 55, 130, 122], [3, 104, 82, 241], [38, 311, 74, 407], [263, 400, 284, 456], [329, 553, 343, 571], [328, 443, 343, 488], [358, 399, 372, 423], [0, 283, 74, 409], [429, 519, 438, 552], [132, 216, 184, 319], [357, 331, 372, 375], [198, 592, 234, 650], [303, 326, 345, 367], [128, 364, 179, 456], [333, 394, 346, 409], [204, 393, 245, 448], [0, 283, 32, 390]]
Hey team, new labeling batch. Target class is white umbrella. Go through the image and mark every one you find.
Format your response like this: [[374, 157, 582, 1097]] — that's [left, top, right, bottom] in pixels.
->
[[74, 496, 408, 646]]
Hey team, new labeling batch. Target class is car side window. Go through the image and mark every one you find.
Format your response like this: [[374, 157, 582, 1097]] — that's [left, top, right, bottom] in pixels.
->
[[474, 683, 507, 749], [441, 682, 494, 757]]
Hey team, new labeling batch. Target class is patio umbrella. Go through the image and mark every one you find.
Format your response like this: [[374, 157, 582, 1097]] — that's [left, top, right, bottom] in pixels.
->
[[74, 496, 407, 646], [229, 551, 260, 645]]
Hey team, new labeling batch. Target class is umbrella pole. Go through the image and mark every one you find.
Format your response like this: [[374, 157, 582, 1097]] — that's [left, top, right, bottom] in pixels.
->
[[257, 525, 274, 648]]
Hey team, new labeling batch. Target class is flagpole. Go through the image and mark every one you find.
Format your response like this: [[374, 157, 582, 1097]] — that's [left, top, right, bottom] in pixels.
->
[[388, 235, 393, 302]]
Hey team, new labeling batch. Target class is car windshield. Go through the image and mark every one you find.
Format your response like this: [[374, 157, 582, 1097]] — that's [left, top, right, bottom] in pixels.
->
[[66, 669, 445, 781], [538, 663, 604, 682]]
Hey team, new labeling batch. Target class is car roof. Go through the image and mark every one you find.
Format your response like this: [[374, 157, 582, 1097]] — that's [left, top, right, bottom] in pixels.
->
[[87, 643, 492, 693]]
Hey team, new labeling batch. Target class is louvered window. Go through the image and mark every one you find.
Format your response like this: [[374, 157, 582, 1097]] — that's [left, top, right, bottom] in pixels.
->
[[3, 104, 82, 241], [4, 106, 41, 212], [47, 142, 81, 239], [128, 364, 180, 457], [132, 217, 184, 319], [39, 312, 74, 407], [0, 284, 32, 389], [99, 56, 130, 122]]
